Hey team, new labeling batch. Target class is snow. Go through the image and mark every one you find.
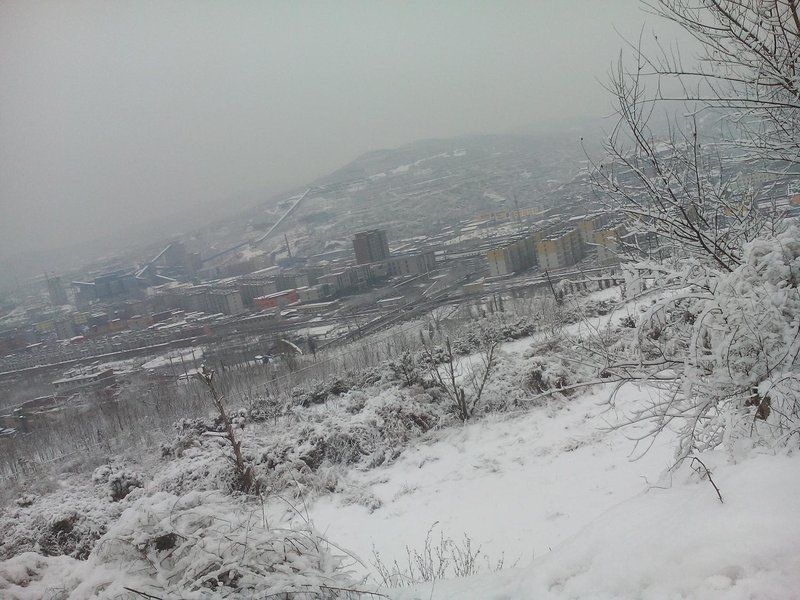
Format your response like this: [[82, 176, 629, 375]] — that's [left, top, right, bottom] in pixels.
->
[[79, 356, 140, 375], [303, 384, 676, 579], [392, 450, 800, 600], [141, 346, 204, 370], [389, 151, 462, 175], [300, 324, 339, 337], [236, 246, 267, 260], [484, 191, 506, 203]]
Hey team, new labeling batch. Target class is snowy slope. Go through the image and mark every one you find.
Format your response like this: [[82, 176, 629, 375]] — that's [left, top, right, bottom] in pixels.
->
[[305, 384, 677, 576], [3, 286, 799, 599], [300, 383, 800, 599], [391, 449, 800, 600]]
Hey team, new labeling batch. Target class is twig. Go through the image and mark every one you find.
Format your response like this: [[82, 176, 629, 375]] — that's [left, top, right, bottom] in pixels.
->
[[690, 456, 724, 503], [262, 586, 389, 598], [122, 588, 164, 600]]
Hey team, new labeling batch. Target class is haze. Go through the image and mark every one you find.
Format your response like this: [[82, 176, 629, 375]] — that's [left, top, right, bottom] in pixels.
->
[[1, 1, 669, 259]]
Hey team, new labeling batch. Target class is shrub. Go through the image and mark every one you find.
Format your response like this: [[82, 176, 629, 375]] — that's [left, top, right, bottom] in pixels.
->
[[371, 522, 509, 588], [605, 228, 800, 459], [0, 489, 114, 561], [1, 491, 371, 599], [92, 465, 143, 502]]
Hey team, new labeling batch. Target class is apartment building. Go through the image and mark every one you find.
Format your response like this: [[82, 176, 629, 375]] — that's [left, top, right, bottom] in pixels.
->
[[353, 229, 390, 265], [535, 228, 584, 271], [592, 224, 626, 265], [486, 236, 536, 276]]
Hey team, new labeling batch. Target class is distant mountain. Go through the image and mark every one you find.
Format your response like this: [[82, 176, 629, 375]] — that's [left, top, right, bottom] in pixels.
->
[[0, 125, 606, 293]]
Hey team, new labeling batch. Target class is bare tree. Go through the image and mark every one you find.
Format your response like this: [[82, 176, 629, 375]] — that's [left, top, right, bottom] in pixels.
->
[[641, 0, 800, 165], [197, 365, 255, 493], [423, 337, 498, 422], [592, 0, 799, 271], [591, 0, 800, 458]]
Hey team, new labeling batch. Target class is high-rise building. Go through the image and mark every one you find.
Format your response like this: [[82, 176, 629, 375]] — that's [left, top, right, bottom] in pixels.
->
[[535, 229, 584, 270], [353, 230, 390, 264], [486, 236, 536, 276], [45, 274, 69, 306]]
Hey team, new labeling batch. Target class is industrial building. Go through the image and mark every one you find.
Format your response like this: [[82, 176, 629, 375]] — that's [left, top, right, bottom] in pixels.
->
[[239, 278, 279, 307], [318, 264, 375, 293], [52, 368, 116, 395], [384, 251, 437, 277], [254, 289, 299, 310], [207, 289, 246, 315]]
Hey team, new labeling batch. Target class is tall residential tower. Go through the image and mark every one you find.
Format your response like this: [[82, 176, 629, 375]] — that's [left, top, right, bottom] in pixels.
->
[[353, 229, 390, 264]]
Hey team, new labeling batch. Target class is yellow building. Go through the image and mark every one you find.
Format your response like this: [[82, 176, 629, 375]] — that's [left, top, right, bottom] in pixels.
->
[[487, 248, 510, 276], [486, 236, 536, 276], [592, 225, 625, 265], [535, 229, 584, 271], [576, 213, 614, 244], [35, 320, 54, 333]]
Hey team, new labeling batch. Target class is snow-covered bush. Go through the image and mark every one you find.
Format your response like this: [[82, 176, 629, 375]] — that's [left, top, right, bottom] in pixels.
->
[[472, 352, 533, 414], [609, 227, 800, 459], [450, 314, 536, 355], [0, 485, 116, 560], [526, 357, 572, 396], [154, 433, 248, 495], [257, 388, 441, 488], [154, 383, 444, 500], [14, 494, 36, 508], [35, 511, 104, 560], [92, 465, 143, 502], [371, 522, 508, 588], [516, 333, 599, 401], [160, 416, 222, 458], [1, 491, 370, 599], [290, 371, 383, 407], [247, 392, 287, 424], [384, 351, 425, 387], [95, 491, 364, 597]]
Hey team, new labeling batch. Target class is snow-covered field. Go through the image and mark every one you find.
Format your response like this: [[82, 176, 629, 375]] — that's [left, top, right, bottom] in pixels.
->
[[390, 448, 800, 600], [307, 384, 675, 574], [299, 381, 800, 599]]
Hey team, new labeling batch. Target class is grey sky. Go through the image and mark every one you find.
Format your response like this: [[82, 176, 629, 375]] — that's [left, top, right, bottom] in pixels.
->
[[0, 1, 675, 258]]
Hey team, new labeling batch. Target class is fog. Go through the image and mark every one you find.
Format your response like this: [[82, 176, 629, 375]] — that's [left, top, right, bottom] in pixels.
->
[[1, 1, 678, 258]]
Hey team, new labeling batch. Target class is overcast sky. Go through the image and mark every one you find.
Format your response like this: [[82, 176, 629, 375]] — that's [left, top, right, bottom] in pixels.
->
[[1, 1, 677, 258]]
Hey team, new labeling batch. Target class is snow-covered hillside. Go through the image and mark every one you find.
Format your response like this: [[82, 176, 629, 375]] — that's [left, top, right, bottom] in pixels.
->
[[307, 384, 676, 575], [305, 381, 800, 600], [2, 287, 799, 599], [389, 448, 800, 600]]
